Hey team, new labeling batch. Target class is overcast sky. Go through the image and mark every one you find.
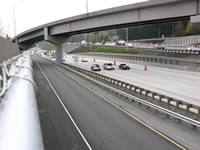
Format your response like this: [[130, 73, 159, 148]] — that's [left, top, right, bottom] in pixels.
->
[[0, 0, 147, 37]]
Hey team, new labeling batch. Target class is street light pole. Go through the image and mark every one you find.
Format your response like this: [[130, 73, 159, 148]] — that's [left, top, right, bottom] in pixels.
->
[[86, 0, 88, 13], [13, 3, 17, 43], [13, 1, 24, 43]]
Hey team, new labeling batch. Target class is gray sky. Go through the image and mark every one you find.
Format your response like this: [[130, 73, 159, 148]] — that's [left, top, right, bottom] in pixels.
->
[[0, 0, 147, 37]]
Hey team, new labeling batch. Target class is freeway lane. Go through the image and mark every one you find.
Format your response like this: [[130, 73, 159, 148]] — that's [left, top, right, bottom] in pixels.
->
[[63, 54, 200, 107], [33, 58, 90, 150], [33, 56, 184, 150]]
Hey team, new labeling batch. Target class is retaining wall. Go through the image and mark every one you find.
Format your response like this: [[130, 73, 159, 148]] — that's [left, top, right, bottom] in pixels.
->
[[0, 36, 19, 63]]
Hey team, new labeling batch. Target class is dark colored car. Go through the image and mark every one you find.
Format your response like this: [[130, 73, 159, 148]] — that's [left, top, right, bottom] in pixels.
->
[[44, 51, 49, 56], [91, 64, 101, 71], [119, 64, 130, 70]]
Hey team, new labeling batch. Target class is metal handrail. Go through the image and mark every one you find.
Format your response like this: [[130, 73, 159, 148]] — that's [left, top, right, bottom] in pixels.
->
[[0, 52, 44, 150]]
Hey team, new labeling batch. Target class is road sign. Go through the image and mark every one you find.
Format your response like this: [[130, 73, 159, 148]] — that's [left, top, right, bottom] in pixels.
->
[[73, 56, 79, 62]]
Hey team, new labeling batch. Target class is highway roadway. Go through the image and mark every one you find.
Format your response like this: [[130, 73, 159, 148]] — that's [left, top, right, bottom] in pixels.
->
[[33, 56, 184, 150], [62, 54, 200, 109]]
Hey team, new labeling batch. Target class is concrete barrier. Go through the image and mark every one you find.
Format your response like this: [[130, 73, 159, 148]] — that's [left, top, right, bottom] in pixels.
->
[[0, 37, 19, 63]]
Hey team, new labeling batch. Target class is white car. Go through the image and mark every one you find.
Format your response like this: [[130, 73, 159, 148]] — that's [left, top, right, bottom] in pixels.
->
[[105, 42, 116, 46], [81, 58, 88, 62], [125, 42, 134, 47], [94, 42, 102, 45], [153, 43, 165, 50], [117, 40, 125, 46], [81, 40, 87, 45], [186, 45, 200, 51]]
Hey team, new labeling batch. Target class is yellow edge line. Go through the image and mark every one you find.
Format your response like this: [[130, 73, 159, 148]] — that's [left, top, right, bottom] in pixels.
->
[[56, 65, 186, 150]]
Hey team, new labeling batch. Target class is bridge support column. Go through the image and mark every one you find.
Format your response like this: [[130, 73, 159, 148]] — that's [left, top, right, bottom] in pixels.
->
[[44, 27, 70, 64], [55, 44, 63, 64]]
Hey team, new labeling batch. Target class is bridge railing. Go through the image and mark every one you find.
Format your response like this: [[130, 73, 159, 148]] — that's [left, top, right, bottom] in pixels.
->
[[0, 52, 44, 150]]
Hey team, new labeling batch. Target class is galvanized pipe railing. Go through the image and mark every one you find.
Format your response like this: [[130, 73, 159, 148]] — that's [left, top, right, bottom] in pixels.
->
[[0, 52, 44, 150]]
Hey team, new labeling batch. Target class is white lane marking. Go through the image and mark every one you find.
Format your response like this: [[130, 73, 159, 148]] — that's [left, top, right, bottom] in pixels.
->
[[36, 61, 92, 150]]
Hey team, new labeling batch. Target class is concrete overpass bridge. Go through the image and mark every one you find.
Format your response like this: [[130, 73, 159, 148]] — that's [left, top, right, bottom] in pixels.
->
[[14, 0, 200, 63]]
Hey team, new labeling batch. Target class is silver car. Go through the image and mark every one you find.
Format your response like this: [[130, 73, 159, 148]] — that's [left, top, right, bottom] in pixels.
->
[[91, 64, 101, 71], [103, 63, 115, 70]]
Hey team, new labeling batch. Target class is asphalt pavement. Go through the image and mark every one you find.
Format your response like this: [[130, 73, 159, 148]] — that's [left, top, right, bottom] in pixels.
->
[[63, 54, 200, 108], [33, 56, 184, 150]]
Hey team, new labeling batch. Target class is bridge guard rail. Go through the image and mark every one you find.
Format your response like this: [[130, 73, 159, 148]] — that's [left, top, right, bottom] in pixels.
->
[[0, 52, 44, 150]]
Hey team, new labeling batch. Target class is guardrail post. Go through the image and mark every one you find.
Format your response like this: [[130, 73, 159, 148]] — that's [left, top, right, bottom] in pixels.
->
[[176, 112, 182, 124], [129, 85, 133, 91], [192, 117, 198, 129], [140, 88, 143, 94], [123, 83, 126, 89], [145, 90, 150, 96], [167, 97, 172, 104], [159, 95, 164, 102], [198, 108, 200, 116], [120, 82, 124, 88], [178, 118, 182, 124], [152, 92, 156, 99], [176, 100, 181, 108], [134, 87, 138, 92], [186, 104, 192, 111]]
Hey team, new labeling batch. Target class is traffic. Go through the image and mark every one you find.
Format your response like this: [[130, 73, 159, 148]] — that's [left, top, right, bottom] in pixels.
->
[[30, 48, 200, 109], [81, 40, 200, 51], [30, 47, 200, 150]]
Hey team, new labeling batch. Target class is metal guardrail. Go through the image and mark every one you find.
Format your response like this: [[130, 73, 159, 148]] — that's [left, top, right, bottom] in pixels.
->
[[58, 63, 200, 128], [94, 45, 200, 55], [135, 47, 200, 55], [0, 52, 44, 150]]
